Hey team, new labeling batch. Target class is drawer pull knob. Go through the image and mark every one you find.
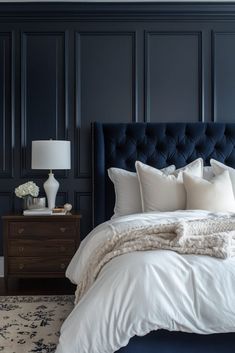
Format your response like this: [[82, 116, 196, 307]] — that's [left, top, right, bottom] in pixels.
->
[[19, 263, 24, 270], [60, 227, 66, 233], [18, 246, 24, 253], [18, 228, 24, 234], [60, 246, 65, 252], [60, 263, 66, 269]]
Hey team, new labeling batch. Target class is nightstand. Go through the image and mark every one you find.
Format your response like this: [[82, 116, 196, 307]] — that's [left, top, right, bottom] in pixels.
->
[[2, 212, 81, 289]]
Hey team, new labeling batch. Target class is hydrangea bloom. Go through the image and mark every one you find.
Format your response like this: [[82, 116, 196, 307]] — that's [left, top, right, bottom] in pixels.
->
[[15, 181, 39, 198]]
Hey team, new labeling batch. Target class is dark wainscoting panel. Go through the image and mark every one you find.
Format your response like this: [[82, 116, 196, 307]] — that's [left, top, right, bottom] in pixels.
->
[[145, 31, 202, 123], [0, 33, 13, 179], [75, 31, 136, 178], [21, 31, 68, 178], [0, 3, 235, 253], [213, 31, 235, 123]]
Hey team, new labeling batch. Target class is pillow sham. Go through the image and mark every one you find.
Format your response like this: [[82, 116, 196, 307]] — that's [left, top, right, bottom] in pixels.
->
[[183, 170, 235, 212], [135, 158, 203, 212], [210, 159, 235, 196], [108, 165, 175, 218]]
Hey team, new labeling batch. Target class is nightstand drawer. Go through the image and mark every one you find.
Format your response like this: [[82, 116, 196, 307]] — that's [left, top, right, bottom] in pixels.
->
[[8, 239, 76, 256], [8, 257, 71, 274], [9, 222, 76, 238]]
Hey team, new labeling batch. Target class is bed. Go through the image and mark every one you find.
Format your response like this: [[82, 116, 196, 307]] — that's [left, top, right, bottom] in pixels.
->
[[56, 122, 235, 353]]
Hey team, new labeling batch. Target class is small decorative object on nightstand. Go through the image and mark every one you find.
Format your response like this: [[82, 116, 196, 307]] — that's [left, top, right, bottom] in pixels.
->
[[2, 212, 81, 290], [64, 203, 72, 213], [15, 181, 40, 210]]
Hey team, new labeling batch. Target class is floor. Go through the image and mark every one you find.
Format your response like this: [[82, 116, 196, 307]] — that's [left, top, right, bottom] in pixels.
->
[[0, 277, 75, 295]]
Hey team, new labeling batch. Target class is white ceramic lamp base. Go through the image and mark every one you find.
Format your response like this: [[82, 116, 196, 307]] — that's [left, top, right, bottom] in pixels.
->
[[44, 172, 59, 210]]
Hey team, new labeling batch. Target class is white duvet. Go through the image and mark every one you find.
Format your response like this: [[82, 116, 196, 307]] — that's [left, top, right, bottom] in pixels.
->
[[56, 210, 235, 353]]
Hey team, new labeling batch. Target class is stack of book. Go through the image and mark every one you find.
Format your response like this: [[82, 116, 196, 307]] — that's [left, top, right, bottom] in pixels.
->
[[23, 207, 67, 216]]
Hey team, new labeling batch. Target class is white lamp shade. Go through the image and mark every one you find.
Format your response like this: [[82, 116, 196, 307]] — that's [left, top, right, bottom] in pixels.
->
[[31, 140, 71, 170]]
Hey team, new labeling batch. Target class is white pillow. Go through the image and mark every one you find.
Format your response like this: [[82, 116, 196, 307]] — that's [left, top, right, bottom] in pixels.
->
[[135, 158, 203, 212], [203, 166, 215, 181], [210, 159, 235, 196], [108, 165, 175, 218], [173, 158, 203, 178], [183, 170, 235, 212]]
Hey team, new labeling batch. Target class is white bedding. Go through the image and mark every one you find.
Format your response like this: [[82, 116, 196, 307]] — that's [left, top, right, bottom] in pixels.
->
[[56, 210, 235, 353]]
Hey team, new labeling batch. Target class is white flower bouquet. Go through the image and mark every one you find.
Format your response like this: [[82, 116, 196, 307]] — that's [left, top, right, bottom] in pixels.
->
[[15, 181, 39, 199]]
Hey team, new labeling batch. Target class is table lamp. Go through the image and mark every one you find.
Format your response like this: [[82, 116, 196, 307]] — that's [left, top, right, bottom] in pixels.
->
[[31, 140, 71, 209]]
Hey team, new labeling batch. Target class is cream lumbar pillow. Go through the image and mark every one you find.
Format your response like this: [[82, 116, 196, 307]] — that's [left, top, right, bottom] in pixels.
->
[[135, 158, 203, 212], [183, 170, 235, 212], [210, 159, 235, 196], [108, 165, 175, 218]]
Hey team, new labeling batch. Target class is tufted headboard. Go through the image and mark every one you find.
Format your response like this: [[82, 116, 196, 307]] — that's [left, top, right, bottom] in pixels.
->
[[92, 122, 235, 227]]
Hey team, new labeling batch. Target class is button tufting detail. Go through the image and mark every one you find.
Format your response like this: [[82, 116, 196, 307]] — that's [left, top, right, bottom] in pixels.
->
[[104, 123, 235, 171]]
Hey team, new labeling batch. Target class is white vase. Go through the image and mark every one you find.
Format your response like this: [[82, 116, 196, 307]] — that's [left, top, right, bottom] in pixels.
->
[[44, 172, 59, 209]]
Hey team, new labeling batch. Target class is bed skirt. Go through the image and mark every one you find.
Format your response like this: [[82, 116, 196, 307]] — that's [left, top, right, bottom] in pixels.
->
[[117, 330, 235, 353]]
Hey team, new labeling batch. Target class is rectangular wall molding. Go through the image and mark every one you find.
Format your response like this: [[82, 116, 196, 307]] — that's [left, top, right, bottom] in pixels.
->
[[75, 31, 137, 178], [0, 32, 14, 178], [212, 31, 235, 123], [20, 31, 69, 178], [144, 31, 203, 123]]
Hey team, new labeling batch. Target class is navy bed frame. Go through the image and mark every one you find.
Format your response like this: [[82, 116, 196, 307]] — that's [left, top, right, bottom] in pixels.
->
[[92, 122, 235, 353]]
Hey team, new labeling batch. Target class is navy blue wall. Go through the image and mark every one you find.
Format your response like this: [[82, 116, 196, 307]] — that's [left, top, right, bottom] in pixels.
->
[[1, 2, 235, 253]]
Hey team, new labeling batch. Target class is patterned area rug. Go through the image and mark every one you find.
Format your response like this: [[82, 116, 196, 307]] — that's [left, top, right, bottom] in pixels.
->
[[0, 295, 74, 353]]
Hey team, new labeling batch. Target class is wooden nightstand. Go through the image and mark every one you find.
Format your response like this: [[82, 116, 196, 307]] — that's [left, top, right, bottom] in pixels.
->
[[2, 212, 81, 289]]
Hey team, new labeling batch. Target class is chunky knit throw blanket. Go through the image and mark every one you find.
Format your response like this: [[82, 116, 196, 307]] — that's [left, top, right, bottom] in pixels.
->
[[75, 217, 235, 303]]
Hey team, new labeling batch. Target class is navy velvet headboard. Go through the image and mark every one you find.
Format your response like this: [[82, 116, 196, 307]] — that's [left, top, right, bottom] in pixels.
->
[[92, 122, 235, 227]]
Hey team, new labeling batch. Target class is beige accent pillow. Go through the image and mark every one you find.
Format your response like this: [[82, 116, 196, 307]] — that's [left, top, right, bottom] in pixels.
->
[[183, 170, 235, 212], [135, 159, 203, 212]]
